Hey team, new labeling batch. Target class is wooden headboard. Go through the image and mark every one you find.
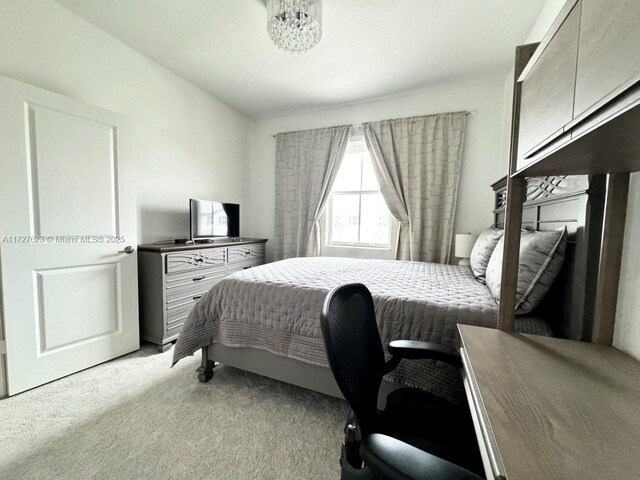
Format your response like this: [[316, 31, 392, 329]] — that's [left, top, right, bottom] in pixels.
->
[[492, 175, 605, 340]]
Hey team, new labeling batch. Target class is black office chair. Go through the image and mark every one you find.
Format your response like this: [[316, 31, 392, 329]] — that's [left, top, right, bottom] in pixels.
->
[[320, 283, 484, 480]]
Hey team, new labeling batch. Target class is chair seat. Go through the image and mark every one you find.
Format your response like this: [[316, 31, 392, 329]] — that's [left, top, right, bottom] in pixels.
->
[[385, 387, 455, 413], [380, 387, 464, 442], [378, 388, 485, 477]]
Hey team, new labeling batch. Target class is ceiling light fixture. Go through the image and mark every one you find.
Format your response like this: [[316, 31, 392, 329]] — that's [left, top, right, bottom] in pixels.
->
[[267, 0, 322, 53]]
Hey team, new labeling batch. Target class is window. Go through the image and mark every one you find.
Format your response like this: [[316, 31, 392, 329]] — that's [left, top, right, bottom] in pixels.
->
[[326, 139, 391, 248]]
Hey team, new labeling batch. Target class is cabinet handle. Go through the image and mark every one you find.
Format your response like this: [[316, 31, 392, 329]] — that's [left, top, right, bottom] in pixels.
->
[[118, 246, 135, 254], [192, 276, 205, 282], [193, 295, 202, 301], [243, 266, 251, 270]]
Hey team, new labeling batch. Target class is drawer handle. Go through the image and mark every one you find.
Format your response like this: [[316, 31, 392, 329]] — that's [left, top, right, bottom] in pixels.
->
[[192, 276, 205, 282], [193, 295, 203, 301], [243, 266, 251, 270]]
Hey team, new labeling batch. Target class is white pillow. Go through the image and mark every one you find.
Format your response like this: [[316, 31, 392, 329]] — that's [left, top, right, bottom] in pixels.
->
[[485, 227, 567, 314]]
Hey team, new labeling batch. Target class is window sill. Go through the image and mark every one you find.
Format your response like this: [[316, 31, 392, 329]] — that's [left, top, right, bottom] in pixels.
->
[[325, 243, 392, 251]]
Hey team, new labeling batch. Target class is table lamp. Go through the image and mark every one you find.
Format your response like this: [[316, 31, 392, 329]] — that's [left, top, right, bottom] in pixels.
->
[[455, 233, 479, 266]]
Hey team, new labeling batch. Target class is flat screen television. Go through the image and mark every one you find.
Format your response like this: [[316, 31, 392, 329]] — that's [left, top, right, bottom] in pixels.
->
[[189, 199, 240, 240]]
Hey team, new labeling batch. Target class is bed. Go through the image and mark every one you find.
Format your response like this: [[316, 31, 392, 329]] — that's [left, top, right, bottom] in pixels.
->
[[172, 175, 604, 403]]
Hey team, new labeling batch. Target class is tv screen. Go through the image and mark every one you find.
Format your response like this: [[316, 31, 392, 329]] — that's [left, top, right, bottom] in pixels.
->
[[224, 203, 240, 238], [190, 199, 240, 240]]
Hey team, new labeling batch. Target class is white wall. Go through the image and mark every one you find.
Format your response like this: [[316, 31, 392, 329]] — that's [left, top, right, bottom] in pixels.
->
[[502, 0, 640, 360], [246, 76, 507, 262], [0, 0, 252, 396], [0, 0, 252, 245]]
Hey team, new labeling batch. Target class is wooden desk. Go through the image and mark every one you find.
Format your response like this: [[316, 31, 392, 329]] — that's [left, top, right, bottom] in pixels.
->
[[458, 324, 640, 480]]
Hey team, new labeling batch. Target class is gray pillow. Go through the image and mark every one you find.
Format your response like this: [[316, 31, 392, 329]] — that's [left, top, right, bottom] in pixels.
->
[[470, 227, 504, 283], [485, 227, 567, 314]]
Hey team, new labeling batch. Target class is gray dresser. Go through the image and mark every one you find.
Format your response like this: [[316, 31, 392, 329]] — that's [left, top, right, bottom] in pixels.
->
[[137, 239, 267, 352]]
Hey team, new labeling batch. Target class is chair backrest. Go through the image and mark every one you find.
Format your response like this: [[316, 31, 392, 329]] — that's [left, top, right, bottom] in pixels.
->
[[320, 283, 386, 434]]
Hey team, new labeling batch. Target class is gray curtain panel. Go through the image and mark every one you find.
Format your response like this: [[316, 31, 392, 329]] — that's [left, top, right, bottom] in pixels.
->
[[274, 125, 352, 260], [363, 112, 467, 263]]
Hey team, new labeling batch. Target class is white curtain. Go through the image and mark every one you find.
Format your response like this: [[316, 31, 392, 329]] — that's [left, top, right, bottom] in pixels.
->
[[363, 112, 467, 263], [273, 125, 352, 260]]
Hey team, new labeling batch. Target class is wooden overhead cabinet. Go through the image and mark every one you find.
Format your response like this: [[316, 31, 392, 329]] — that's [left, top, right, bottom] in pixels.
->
[[573, 0, 640, 120], [500, 0, 640, 346], [490, 3, 640, 473], [515, 0, 640, 176], [517, 2, 580, 169]]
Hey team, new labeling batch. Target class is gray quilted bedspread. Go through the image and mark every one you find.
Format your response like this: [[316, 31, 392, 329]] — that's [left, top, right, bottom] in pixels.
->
[[172, 257, 550, 402]]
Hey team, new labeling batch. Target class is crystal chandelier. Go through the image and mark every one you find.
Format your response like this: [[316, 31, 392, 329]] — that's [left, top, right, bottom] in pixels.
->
[[267, 0, 322, 53]]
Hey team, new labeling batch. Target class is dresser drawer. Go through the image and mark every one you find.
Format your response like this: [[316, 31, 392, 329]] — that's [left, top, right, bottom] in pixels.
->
[[166, 278, 222, 305], [165, 297, 200, 336], [165, 267, 225, 302], [166, 313, 188, 335], [227, 244, 265, 265], [166, 282, 213, 308], [166, 319, 186, 337], [166, 299, 197, 322], [165, 295, 201, 338], [166, 248, 226, 274], [166, 265, 226, 286], [166, 295, 197, 314], [227, 262, 260, 275]]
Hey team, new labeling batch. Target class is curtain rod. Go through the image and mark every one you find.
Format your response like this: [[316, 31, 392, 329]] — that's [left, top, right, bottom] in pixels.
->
[[270, 110, 476, 138]]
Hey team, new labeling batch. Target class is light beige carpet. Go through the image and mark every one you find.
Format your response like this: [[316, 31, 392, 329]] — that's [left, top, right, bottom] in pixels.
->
[[0, 345, 348, 480]]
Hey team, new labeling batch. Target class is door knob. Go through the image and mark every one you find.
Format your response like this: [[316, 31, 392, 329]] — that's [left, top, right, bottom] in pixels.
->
[[118, 246, 135, 254]]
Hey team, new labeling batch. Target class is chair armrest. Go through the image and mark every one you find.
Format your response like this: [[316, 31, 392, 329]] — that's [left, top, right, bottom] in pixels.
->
[[360, 434, 483, 480], [388, 340, 461, 367]]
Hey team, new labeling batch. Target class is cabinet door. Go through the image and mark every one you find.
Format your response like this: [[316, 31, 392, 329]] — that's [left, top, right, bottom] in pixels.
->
[[517, 2, 581, 168], [574, 0, 640, 119]]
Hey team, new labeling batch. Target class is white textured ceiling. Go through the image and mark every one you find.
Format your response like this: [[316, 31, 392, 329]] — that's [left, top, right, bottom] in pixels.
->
[[56, 0, 546, 119]]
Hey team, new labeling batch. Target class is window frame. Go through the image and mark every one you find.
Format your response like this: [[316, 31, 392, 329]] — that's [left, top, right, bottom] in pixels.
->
[[325, 141, 392, 249]]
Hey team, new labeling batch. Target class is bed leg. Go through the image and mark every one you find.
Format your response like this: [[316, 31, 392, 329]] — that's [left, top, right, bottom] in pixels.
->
[[196, 347, 215, 383]]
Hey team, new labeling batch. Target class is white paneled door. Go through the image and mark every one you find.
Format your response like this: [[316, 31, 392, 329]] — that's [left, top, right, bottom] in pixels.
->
[[0, 76, 139, 395]]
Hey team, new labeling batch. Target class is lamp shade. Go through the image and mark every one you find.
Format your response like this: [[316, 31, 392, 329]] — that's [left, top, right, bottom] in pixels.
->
[[455, 233, 479, 259]]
